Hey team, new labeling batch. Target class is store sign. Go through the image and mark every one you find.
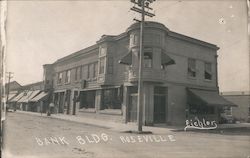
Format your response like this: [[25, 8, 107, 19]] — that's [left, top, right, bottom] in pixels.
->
[[184, 118, 217, 131]]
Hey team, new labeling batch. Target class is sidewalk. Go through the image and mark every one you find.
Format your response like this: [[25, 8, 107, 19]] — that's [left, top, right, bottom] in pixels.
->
[[14, 110, 250, 134]]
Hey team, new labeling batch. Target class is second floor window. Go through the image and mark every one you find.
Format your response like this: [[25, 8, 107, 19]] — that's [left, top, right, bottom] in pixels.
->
[[99, 57, 105, 74], [188, 58, 196, 78], [57, 72, 63, 84], [75, 67, 81, 81], [204, 62, 212, 80], [144, 52, 152, 68], [93, 62, 98, 78], [65, 70, 71, 83]]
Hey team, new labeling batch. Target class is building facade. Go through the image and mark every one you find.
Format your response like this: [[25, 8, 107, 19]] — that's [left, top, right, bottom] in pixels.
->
[[221, 91, 250, 123], [44, 22, 235, 125]]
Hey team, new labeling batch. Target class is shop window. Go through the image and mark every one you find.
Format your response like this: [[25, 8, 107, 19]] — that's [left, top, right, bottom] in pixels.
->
[[57, 72, 63, 84], [188, 58, 196, 78], [107, 57, 113, 74], [144, 52, 152, 68], [189, 104, 215, 115], [223, 106, 232, 116], [99, 57, 105, 74], [79, 91, 96, 109], [204, 62, 212, 80], [65, 70, 71, 84], [101, 88, 122, 109]]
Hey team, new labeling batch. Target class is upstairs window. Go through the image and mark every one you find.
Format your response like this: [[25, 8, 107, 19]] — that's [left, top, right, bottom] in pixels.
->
[[144, 52, 152, 68], [57, 72, 63, 84], [188, 58, 196, 78], [65, 70, 71, 84], [88, 64, 94, 79], [99, 57, 105, 74], [93, 62, 98, 78], [204, 62, 212, 80], [107, 57, 113, 74], [75, 67, 81, 81]]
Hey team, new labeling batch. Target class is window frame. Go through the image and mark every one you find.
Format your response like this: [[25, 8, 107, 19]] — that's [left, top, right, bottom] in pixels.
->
[[187, 58, 196, 78], [65, 70, 71, 84], [144, 52, 153, 68], [204, 62, 212, 80], [57, 72, 63, 85]]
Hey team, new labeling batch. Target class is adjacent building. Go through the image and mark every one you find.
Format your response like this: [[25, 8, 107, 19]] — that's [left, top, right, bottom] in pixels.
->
[[221, 91, 250, 123], [43, 21, 236, 125]]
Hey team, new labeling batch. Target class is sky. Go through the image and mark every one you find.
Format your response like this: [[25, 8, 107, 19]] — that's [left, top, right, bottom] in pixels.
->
[[6, 0, 249, 92]]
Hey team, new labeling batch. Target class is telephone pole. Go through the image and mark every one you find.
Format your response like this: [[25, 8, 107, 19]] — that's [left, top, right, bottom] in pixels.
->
[[6, 72, 14, 104], [130, 0, 155, 132]]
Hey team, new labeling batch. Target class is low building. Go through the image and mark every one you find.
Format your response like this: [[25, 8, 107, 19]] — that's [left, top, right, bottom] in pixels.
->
[[43, 21, 235, 125], [221, 91, 250, 123], [8, 81, 49, 113]]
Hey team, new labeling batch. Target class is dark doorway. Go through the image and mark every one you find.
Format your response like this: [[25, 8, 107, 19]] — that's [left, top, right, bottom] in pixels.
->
[[128, 94, 138, 122], [128, 87, 138, 122], [72, 91, 78, 115], [154, 87, 167, 123]]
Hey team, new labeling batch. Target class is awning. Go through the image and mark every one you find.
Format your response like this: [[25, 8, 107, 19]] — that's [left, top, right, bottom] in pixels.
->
[[187, 88, 237, 107], [29, 92, 48, 102], [161, 52, 175, 66], [119, 51, 132, 65], [10, 91, 26, 102], [119, 51, 175, 66], [7, 93, 18, 101], [23, 90, 41, 103], [17, 91, 33, 103]]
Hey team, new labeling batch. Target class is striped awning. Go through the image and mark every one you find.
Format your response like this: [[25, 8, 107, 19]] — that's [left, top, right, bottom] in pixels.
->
[[29, 92, 48, 102]]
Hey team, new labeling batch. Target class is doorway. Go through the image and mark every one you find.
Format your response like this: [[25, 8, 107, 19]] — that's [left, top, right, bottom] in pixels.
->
[[154, 87, 167, 123]]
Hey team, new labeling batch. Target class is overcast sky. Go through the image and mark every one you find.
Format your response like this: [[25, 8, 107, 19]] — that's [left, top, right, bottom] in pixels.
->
[[6, 0, 249, 92]]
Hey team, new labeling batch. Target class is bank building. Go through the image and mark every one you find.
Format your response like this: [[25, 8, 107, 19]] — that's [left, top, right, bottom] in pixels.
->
[[43, 21, 236, 125]]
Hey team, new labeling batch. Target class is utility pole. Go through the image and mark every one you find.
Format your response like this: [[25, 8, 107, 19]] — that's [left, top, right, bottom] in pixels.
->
[[6, 72, 14, 104], [130, 0, 155, 132]]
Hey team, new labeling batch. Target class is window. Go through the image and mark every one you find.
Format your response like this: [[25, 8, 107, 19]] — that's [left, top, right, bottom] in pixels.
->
[[99, 57, 105, 74], [101, 88, 122, 109], [57, 72, 63, 84], [81, 65, 88, 79], [188, 58, 196, 77], [79, 91, 96, 109], [65, 70, 71, 83], [249, 106, 250, 116], [189, 104, 215, 115], [107, 57, 113, 74], [223, 106, 232, 116], [88, 64, 94, 79], [144, 52, 153, 68], [75, 67, 81, 81], [204, 62, 212, 80], [93, 62, 98, 78], [100, 47, 106, 56]]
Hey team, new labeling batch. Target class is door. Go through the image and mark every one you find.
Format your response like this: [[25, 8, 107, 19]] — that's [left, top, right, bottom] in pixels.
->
[[72, 91, 78, 115], [154, 87, 167, 123], [128, 94, 137, 122]]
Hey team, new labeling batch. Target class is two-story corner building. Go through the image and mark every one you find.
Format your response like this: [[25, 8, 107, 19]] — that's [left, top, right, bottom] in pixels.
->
[[43, 21, 236, 125]]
